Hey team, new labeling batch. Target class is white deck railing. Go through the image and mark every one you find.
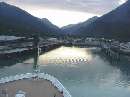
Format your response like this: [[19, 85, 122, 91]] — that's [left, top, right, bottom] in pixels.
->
[[0, 73, 72, 97]]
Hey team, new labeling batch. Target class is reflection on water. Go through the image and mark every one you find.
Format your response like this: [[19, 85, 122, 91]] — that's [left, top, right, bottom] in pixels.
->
[[39, 46, 92, 65], [0, 46, 130, 97], [33, 47, 39, 71]]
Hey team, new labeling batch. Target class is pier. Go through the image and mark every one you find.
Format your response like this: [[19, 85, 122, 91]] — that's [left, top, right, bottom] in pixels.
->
[[0, 36, 130, 60], [0, 40, 63, 59]]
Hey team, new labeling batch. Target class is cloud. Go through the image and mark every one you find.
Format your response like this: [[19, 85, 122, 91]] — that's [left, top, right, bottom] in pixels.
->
[[118, 0, 127, 4], [0, 0, 128, 15]]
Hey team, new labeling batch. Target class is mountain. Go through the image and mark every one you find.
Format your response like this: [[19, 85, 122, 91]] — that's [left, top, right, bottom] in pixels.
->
[[63, 0, 130, 41], [0, 2, 62, 37], [41, 18, 61, 32], [62, 16, 98, 34]]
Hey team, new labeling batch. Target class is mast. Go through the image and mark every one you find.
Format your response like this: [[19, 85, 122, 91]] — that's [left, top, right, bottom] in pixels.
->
[[32, 35, 40, 75]]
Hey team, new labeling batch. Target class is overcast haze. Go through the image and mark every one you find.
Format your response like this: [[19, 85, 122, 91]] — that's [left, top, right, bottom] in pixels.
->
[[0, 0, 128, 27]]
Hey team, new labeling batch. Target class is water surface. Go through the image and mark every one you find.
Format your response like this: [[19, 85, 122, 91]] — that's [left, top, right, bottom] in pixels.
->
[[0, 46, 130, 97]]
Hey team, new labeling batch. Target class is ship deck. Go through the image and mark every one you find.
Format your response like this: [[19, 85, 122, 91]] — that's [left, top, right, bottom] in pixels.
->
[[0, 78, 63, 97]]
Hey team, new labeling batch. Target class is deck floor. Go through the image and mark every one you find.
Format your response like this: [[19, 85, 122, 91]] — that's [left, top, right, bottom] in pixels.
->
[[0, 78, 63, 97]]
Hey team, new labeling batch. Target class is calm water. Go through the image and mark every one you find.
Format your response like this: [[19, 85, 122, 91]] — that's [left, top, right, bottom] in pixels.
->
[[0, 46, 130, 97]]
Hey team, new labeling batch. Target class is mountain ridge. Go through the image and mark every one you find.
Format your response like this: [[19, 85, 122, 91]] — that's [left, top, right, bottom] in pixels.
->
[[0, 2, 62, 37], [62, 0, 130, 41], [62, 16, 98, 34], [1, 1, 130, 41]]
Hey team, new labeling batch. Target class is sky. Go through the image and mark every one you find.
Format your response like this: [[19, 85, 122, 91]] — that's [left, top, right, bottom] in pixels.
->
[[0, 0, 128, 27]]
